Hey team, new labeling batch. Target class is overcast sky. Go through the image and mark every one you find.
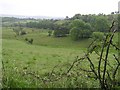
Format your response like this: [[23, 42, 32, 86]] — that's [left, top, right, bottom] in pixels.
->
[[0, 0, 119, 17]]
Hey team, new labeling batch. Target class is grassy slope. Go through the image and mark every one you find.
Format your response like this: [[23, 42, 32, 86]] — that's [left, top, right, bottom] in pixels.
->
[[2, 27, 92, 49], [2, 27, 87, 87], [2, 27, 88, 73], [2, 27, 118, 88], [3, 39, 84, 72]]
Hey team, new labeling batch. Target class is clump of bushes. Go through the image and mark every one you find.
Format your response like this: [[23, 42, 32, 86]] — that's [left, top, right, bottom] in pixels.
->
[[25, 38, 33, 44]]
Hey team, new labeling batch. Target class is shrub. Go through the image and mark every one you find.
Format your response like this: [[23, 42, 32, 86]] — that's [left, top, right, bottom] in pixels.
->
[[48, 30, 52, 36], [20, 31, 27, 35], [53, 30, 66, 37], [92, 32, 104, 41], [70, 27, 79, 40], [25, 38, 33, 44], [25, 38, 28, 41], [28, 38, 33, 44]]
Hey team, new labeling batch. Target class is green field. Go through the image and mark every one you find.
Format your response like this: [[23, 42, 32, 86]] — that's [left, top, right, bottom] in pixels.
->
[[2, 27, 118, 88]]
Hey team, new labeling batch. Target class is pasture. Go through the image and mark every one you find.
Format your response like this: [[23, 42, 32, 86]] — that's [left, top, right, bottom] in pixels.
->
[[2, 27, 118, 88]]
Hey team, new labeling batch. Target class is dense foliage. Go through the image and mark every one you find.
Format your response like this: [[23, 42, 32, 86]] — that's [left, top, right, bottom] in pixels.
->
[[70, 19, 92, 40]]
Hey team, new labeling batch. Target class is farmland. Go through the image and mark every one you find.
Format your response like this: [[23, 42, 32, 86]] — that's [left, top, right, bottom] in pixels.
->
[[2, 26, 119, 88], [2, 27, 90, 88]]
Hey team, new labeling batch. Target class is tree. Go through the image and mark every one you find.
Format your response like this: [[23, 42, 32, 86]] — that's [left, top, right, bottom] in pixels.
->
[[13, 22, 24, 36], [70, 27, 79, 40], [65, 16, 69, 20], [13, 26, 23, 36], [111, 12, 114, 14], [95, 16, 109, 32], [53, 29, 66, 37], [70, 19, 92, 40], [72, 14, 81, 19], [70, 19, 85, 29], [53, 20, 70, 37], [48, 30, 52, 36]]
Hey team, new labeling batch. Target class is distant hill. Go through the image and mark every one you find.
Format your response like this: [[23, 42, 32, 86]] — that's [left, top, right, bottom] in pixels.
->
[[0, 14, 65, 20]]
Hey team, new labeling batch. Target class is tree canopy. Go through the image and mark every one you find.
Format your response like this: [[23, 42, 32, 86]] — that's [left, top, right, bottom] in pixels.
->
[[70, 19, 92, 40]]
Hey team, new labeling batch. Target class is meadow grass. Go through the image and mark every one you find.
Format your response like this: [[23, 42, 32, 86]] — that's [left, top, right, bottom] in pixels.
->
[[2, 27, 118, 88]]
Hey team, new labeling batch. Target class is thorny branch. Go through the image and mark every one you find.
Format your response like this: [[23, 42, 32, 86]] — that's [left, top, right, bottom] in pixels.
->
[[112, 54, 120, 80], [86, 55, 98, 79], [102, 29, 117, 88], [66, 21, 119, 89], [67, 56, 85, 74]]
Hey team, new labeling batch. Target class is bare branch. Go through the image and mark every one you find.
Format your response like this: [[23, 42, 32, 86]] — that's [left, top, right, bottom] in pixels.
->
[[66, 56, 85, 74], [79, 68, 92, 72], [110, 42, 120, 50], [86, 55, 98, 79], [113, 54, 120, 64], [102, 29, 117, 88], [49, 63, 60, 77], [98, 33, 108, 87], [112, 54, 120, 81], [106, 70, 112, 83]]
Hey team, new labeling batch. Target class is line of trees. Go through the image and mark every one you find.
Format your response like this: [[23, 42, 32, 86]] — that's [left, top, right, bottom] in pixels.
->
[[2, 13, 117, 41], [25, 14, 116, 40]]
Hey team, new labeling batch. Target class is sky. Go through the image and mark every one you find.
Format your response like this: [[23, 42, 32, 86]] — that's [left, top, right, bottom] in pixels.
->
[[0, 0, 119, 17]]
